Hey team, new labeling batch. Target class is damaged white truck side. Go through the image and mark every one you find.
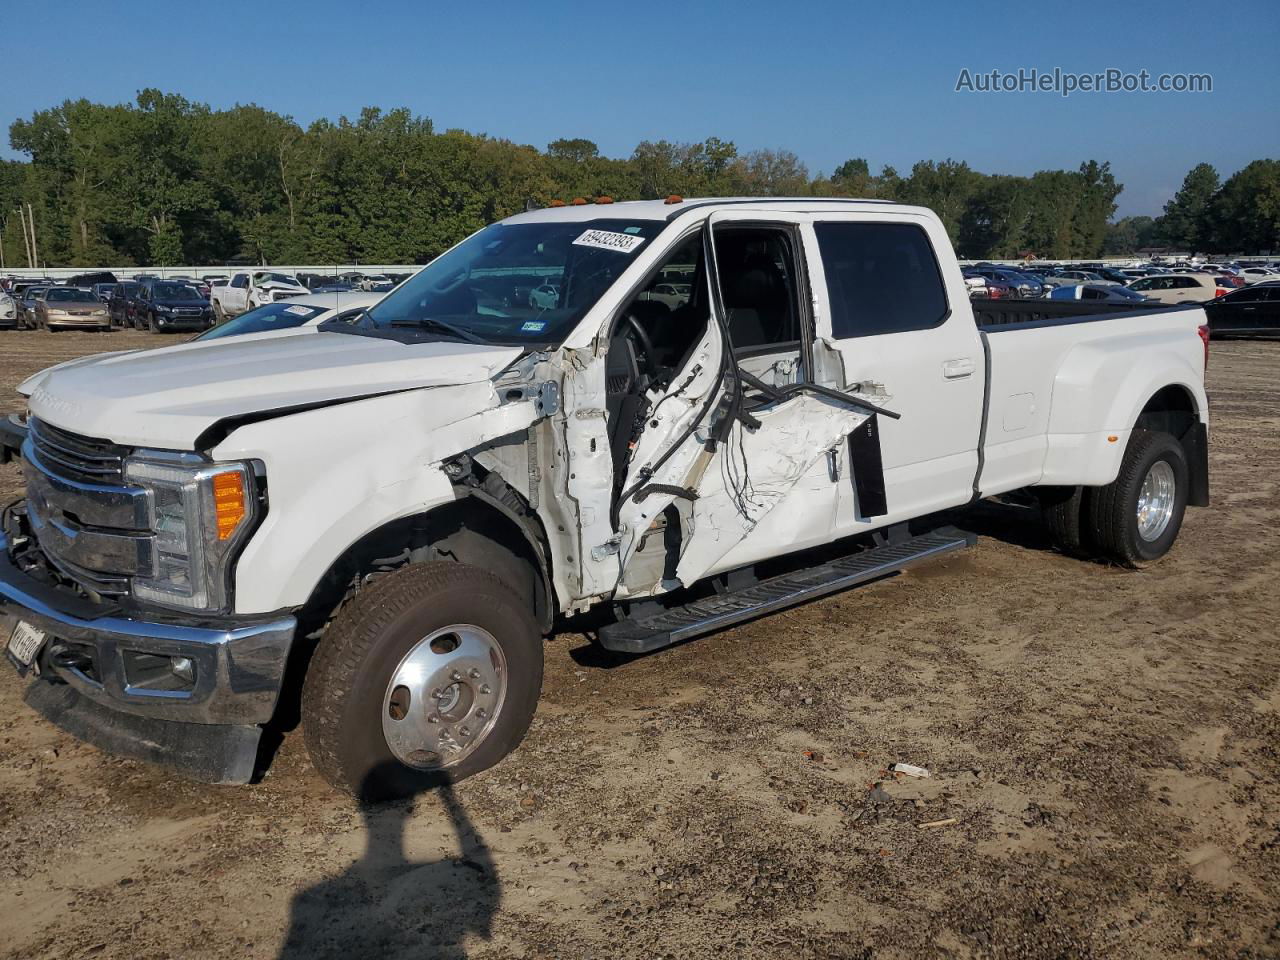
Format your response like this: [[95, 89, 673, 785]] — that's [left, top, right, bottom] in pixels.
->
[[0, 199, 1210, 798]]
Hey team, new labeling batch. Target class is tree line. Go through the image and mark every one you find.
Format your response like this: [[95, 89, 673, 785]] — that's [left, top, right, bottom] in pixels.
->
[[0, 90, 1273, 269], [1104, 160, 1280, 257]]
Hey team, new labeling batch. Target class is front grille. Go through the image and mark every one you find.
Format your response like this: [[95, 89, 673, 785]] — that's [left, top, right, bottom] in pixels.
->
[[29, 418, 128, 485]]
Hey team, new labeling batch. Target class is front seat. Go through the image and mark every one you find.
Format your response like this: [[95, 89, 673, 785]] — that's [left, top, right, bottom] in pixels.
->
[[721, 239, 789, 349]]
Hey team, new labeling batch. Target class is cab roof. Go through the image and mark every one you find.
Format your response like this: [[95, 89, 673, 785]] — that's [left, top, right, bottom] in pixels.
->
[[503, 196, 921, 226]]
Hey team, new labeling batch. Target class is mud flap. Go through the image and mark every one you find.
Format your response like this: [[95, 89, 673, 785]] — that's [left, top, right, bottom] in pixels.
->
[[848, 414, 888, 518]]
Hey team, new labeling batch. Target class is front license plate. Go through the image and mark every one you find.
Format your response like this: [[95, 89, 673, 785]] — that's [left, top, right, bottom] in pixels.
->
[[6, 620, 47, 667]]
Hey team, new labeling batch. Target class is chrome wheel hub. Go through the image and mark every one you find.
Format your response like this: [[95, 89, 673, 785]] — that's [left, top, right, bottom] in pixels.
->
[[381, 624, 508, 770], [1136, 461, 1176, 542]]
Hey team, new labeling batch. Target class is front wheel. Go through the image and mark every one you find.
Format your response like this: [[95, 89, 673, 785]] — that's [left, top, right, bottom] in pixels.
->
[[1088, 429, 1189, 567], [302, 562, 543, 800]]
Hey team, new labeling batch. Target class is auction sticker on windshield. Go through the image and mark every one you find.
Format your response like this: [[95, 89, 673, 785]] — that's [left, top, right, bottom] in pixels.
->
[[572, 229, 646, 254], [5, 619, 46, 668]]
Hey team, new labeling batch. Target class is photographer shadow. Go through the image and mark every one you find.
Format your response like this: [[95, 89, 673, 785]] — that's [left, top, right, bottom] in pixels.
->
[[278, 765, 499, 960]]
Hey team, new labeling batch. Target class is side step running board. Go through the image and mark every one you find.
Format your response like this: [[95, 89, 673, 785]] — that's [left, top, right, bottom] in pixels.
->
[[598, 527, 975, 655]]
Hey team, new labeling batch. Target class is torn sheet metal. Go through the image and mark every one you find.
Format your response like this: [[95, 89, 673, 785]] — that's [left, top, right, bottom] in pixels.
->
[[672, 393, 869, 585]]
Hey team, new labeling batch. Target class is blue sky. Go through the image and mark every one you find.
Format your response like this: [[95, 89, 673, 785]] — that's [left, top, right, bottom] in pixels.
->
[[5, 0, 1277, 218]]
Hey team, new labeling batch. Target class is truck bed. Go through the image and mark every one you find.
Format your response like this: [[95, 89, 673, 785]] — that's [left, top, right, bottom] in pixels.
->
[[972, 298, 1175, 328]]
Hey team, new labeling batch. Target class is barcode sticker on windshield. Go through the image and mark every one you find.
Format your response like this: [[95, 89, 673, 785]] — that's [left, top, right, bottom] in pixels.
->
[[572, 229, 646, 254], [284, 305, 313, 316]]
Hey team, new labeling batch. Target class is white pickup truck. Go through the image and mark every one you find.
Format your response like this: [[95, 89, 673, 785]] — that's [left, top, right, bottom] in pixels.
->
[[0, 198, 1210, 799], [209, 270, 310, 321]]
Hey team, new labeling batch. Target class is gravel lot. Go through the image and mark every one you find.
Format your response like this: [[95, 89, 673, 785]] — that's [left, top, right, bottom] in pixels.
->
[[1, 328, 1278, 959]]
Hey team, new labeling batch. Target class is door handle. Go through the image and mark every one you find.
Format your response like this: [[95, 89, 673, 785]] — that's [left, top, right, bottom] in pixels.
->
[[942, 358, 976, 379]]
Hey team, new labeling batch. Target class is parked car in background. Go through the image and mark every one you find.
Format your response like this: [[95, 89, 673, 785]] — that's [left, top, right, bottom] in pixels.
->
[[211, 271, 309, 320], [1204, 284, 1280, 338], [16, 286, 48, 327], [91, 282, 116, 303], [0, 290, 17, 329], [107, 281, 142, 326], [34, 286, 111, 331], [1238, 266, 1280, 285], [639, 281, 693, 309], [1049, 283, 1158, 304], [1093, 267, 1134, 284], [528, 282, 562, 309], [1049, 269, 1108, 285], [66, 271, 118, 289], [134, 280, 213, 333], [1126, 273, 1218, 304], [971, 266, 1045, 298], [357, 274, 392, 291], [196, 291, 385, 341], [963, 270, 1014, 298]]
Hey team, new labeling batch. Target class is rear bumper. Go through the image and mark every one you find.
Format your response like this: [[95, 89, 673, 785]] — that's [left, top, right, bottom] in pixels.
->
[[0, 529, 296, 783]]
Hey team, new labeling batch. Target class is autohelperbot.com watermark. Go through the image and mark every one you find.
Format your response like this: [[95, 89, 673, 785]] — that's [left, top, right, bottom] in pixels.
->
[[955, 67, 1212, 97]]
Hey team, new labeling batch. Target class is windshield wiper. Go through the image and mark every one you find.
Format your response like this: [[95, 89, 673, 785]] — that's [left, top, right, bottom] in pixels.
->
[[388, 316, 488, 344]]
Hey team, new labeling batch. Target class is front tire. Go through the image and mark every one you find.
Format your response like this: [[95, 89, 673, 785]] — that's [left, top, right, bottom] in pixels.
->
[[1088, 429, 1189, 567], [302, 562, 543, 800]]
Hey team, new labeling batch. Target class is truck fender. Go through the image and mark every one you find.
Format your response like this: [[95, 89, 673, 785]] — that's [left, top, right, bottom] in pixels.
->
[[214, 384, 537, 614], [1041, 340, 1206, 488]]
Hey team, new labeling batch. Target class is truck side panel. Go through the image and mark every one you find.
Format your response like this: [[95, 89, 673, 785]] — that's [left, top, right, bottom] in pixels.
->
[[979, 308, 1208, 495]]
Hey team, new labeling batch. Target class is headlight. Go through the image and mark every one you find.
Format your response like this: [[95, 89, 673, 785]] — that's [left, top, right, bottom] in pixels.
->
[[48, 309, 69, 317], [155, 304, 172, 313], [124, 456, 259, 612]]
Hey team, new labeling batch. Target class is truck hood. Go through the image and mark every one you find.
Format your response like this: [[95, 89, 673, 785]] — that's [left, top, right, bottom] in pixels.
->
[[22, 332, 524, 450]]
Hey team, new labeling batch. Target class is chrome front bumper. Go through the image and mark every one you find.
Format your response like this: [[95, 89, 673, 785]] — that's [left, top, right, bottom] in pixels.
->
[[0, 531, 296, 727]]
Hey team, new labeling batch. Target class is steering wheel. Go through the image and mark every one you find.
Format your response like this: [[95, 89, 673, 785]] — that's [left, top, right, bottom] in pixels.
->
[[622, 311, 659, 379]]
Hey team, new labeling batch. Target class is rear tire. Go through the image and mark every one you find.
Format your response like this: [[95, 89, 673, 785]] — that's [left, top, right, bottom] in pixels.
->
[[1088, 429, 1188, 567], [213, 301, 226, 325], [302, 562, 543, 800], [1036, 485, 1090, 557]]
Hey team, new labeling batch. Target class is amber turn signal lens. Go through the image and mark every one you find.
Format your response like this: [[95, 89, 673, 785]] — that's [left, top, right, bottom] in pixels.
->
[[212, 471, 247, 540]]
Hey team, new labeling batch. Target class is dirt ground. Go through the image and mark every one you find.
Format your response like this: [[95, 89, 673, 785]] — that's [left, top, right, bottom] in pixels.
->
[[0, 327, 1277, 960]]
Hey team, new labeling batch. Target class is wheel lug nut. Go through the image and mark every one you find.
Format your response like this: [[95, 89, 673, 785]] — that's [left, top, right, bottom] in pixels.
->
[[469, 668, 481, 679], [427, 714, 440, 724], [459, 726, 471, 737], [450, 670, 462, 682], [479, 684, 492, 695], [476, 709, 488, 720]]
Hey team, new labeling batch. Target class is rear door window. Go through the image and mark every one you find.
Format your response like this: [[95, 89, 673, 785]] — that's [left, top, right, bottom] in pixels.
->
[[814, 222, 949, 338]]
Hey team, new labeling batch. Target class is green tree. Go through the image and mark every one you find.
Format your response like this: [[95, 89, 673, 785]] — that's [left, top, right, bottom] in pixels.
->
[[1157, 163, 1219, 251]]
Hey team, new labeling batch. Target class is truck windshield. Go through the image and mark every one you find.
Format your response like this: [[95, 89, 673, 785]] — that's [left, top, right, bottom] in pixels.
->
[[328, 218, 663, 346]]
